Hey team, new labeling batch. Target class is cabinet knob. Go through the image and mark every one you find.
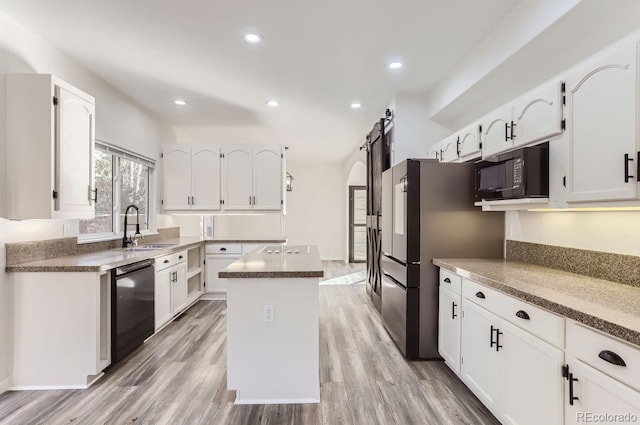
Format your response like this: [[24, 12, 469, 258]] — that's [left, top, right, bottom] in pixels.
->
[[475, 291, 485, 299], [598, 350, 627, 367], [220, 247, 227, 252], [179, 255, 184, 260], [164, 259, 169, 264], [515, 310, 530, 320], [443, 277, 451, 284]]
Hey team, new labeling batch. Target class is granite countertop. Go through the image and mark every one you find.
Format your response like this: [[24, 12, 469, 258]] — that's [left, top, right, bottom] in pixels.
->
[[206, 236, 288, 243], [433, 258, 640, 347], [219, 245, 324, 278], [6, 237, 205, 273]]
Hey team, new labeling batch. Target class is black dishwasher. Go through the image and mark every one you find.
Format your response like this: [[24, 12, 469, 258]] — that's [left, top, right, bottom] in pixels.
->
[[111, 259, 155, 364]]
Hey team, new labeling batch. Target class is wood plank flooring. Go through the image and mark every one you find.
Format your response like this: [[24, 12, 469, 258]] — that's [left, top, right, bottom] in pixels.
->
[[0, 262, 499, 425]]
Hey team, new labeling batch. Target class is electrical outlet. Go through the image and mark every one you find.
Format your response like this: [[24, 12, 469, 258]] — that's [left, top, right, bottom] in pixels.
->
[[263, 305, 274, 323]]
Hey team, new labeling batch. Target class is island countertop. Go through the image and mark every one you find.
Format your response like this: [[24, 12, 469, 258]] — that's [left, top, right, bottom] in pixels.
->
[[219, 244, 324, 278]]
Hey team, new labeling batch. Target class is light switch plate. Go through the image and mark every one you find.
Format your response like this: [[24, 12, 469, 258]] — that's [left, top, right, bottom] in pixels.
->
[[263, 305, 274, 323]]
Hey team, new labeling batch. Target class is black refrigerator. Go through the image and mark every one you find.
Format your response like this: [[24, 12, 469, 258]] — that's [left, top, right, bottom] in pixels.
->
[[381, 159, 504, 359]]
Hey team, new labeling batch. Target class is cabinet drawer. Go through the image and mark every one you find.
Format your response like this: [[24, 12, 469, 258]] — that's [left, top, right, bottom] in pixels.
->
[[567, 320, 640, 392], [155, 250, 187, 271], [439, 270, 462, 295], [205, 243, 242, 255], [462, 278, 502, 312], [496, 295, 564, 348]]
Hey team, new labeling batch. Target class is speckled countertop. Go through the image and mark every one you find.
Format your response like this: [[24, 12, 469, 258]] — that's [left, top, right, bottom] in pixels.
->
[[205, 236, 288, 243], [219, 245, 324, 278], [433, 258, 640, 347], [6, 237, 205, 273]]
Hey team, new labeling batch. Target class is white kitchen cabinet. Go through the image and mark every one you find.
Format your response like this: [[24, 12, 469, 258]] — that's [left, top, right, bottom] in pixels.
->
[[565, 42, 639, 203], [154, 267, 173, 331], [253, 146, 284, 209], [222, 145, 284, 211], [458, 276, 565, 424], [10, 272, 110, 388], [204, 243, 242, 299], [163, 145, 221, 211], [565, 320, 640, 424], [460, 297, 502, 416], [500, 319, 564, 425], [6, 74, 95, 220], [222, 146, 253, 210], [438, 284, 461, 374], [171, 262, 188, 314], [155, 251, 188, 332], [564, 360, 640, 425], [427, 141, 443, 161], [480, 103, 513, 159], [439, 134, 459, 163], [512, 80, 564, 149], [457, 122, 482, 161]]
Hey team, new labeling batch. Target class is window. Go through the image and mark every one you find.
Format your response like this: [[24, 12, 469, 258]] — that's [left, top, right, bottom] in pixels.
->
[[80, 142, 154, 238]]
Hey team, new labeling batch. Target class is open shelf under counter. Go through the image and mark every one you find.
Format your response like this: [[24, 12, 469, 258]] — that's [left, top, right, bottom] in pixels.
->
[[187, 267, 203, 280], [474, 198, 550, 211]]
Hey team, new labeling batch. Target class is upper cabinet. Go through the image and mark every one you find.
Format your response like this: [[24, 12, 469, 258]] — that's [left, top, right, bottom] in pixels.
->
[[565, 42, 639, 203], [512, 80, 564, 149], [457, 122, 482, 161], [6, 74, 95, 219], [439, 134, 459, 163], [163, 144, 284, 213], [480, 80, 564, 159], [222, 145, 284, 211], [163, 145, 221, 211]]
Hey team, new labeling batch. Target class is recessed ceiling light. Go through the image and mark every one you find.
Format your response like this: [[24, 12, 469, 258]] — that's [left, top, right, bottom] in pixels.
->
[[174, 99, 187, 106], [389, 62, 403, 70], [350, 102, 362, 109], [244, 33, 262, 44], [266, 100, 279, 107]]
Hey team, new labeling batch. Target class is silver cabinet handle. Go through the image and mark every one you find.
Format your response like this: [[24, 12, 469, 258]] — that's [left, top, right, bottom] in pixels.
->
[[192, 196, 195, 205]]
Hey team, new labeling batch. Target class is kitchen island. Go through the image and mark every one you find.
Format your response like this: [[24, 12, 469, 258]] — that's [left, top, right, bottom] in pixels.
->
[[220, 245, 324, 405]]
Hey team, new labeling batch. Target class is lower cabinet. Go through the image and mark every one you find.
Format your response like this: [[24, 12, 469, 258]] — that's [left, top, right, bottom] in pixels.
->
[[564, 320, 640, 424], [154, 250, 188, 332], [441, 270, 565, 425]]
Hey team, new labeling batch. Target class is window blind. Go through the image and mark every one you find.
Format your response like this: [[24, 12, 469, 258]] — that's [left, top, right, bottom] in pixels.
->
[[95, 140, 156, 169]]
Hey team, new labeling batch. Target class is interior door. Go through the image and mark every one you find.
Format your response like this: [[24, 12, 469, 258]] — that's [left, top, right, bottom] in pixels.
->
[[349, 186, 367, 263]]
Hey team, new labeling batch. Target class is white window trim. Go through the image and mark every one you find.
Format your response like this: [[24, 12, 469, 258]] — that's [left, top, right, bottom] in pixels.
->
[[78, 141, 156, 243]]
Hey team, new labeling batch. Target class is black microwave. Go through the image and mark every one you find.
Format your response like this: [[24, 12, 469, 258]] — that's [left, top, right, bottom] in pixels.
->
[[474, 142, 549, 201]]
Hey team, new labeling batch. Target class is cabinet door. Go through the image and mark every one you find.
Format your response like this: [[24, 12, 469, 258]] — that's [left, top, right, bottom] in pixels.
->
[[191, 145, 221, 210], [458, 123, 481, 161], [253, 146, 283, 210], [566, 43, 639, 202], [565, 359, 640, 425], [460, 299, 501, 415], [55, 85, 95, 217], [163, 146, 192, 210], [427, 140, 443, 161], [439, 134, 459, 162], [154, 268, 173, 331], [500, 320, 564, 425], [512, 80, 563, 148], [171, 264, 188, 314], [205, 256, 238, 297], [438, 285, 461, 374], [223, 146, 253, 210], [481, 104, 513, 159]]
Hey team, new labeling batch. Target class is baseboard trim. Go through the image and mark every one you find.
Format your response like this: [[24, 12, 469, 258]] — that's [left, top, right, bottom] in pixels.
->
[[234, 396, 320, 405], [0, 377, 9, 394], [320, 257, 346, 262], [9, 383, 89, 391], [200, 292, 227, 301]]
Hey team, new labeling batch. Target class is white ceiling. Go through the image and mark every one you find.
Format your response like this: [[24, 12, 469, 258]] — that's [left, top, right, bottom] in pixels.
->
[[0, 0, 523, 161]]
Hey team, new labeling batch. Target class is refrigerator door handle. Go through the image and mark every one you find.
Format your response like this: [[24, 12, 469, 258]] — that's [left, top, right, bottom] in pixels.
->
[[382, 271, 406, 289]]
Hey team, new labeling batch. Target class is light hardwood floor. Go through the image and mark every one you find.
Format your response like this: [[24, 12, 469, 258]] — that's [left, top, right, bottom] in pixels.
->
[[0, 262, 498, 425]]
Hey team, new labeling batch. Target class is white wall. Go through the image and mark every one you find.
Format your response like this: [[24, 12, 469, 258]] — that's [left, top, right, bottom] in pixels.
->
[[506, 210, 640, 256], [283, 162, 345, 260], [392, 93, 450, 165], [0, 11, 174, 393]]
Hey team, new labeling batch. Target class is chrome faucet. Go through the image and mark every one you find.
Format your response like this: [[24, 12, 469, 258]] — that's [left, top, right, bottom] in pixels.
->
[[122, 204, 142, 248]]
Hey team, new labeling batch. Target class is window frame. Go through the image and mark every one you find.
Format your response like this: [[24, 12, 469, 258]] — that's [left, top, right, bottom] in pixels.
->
[[78, 141, 156, 243]]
